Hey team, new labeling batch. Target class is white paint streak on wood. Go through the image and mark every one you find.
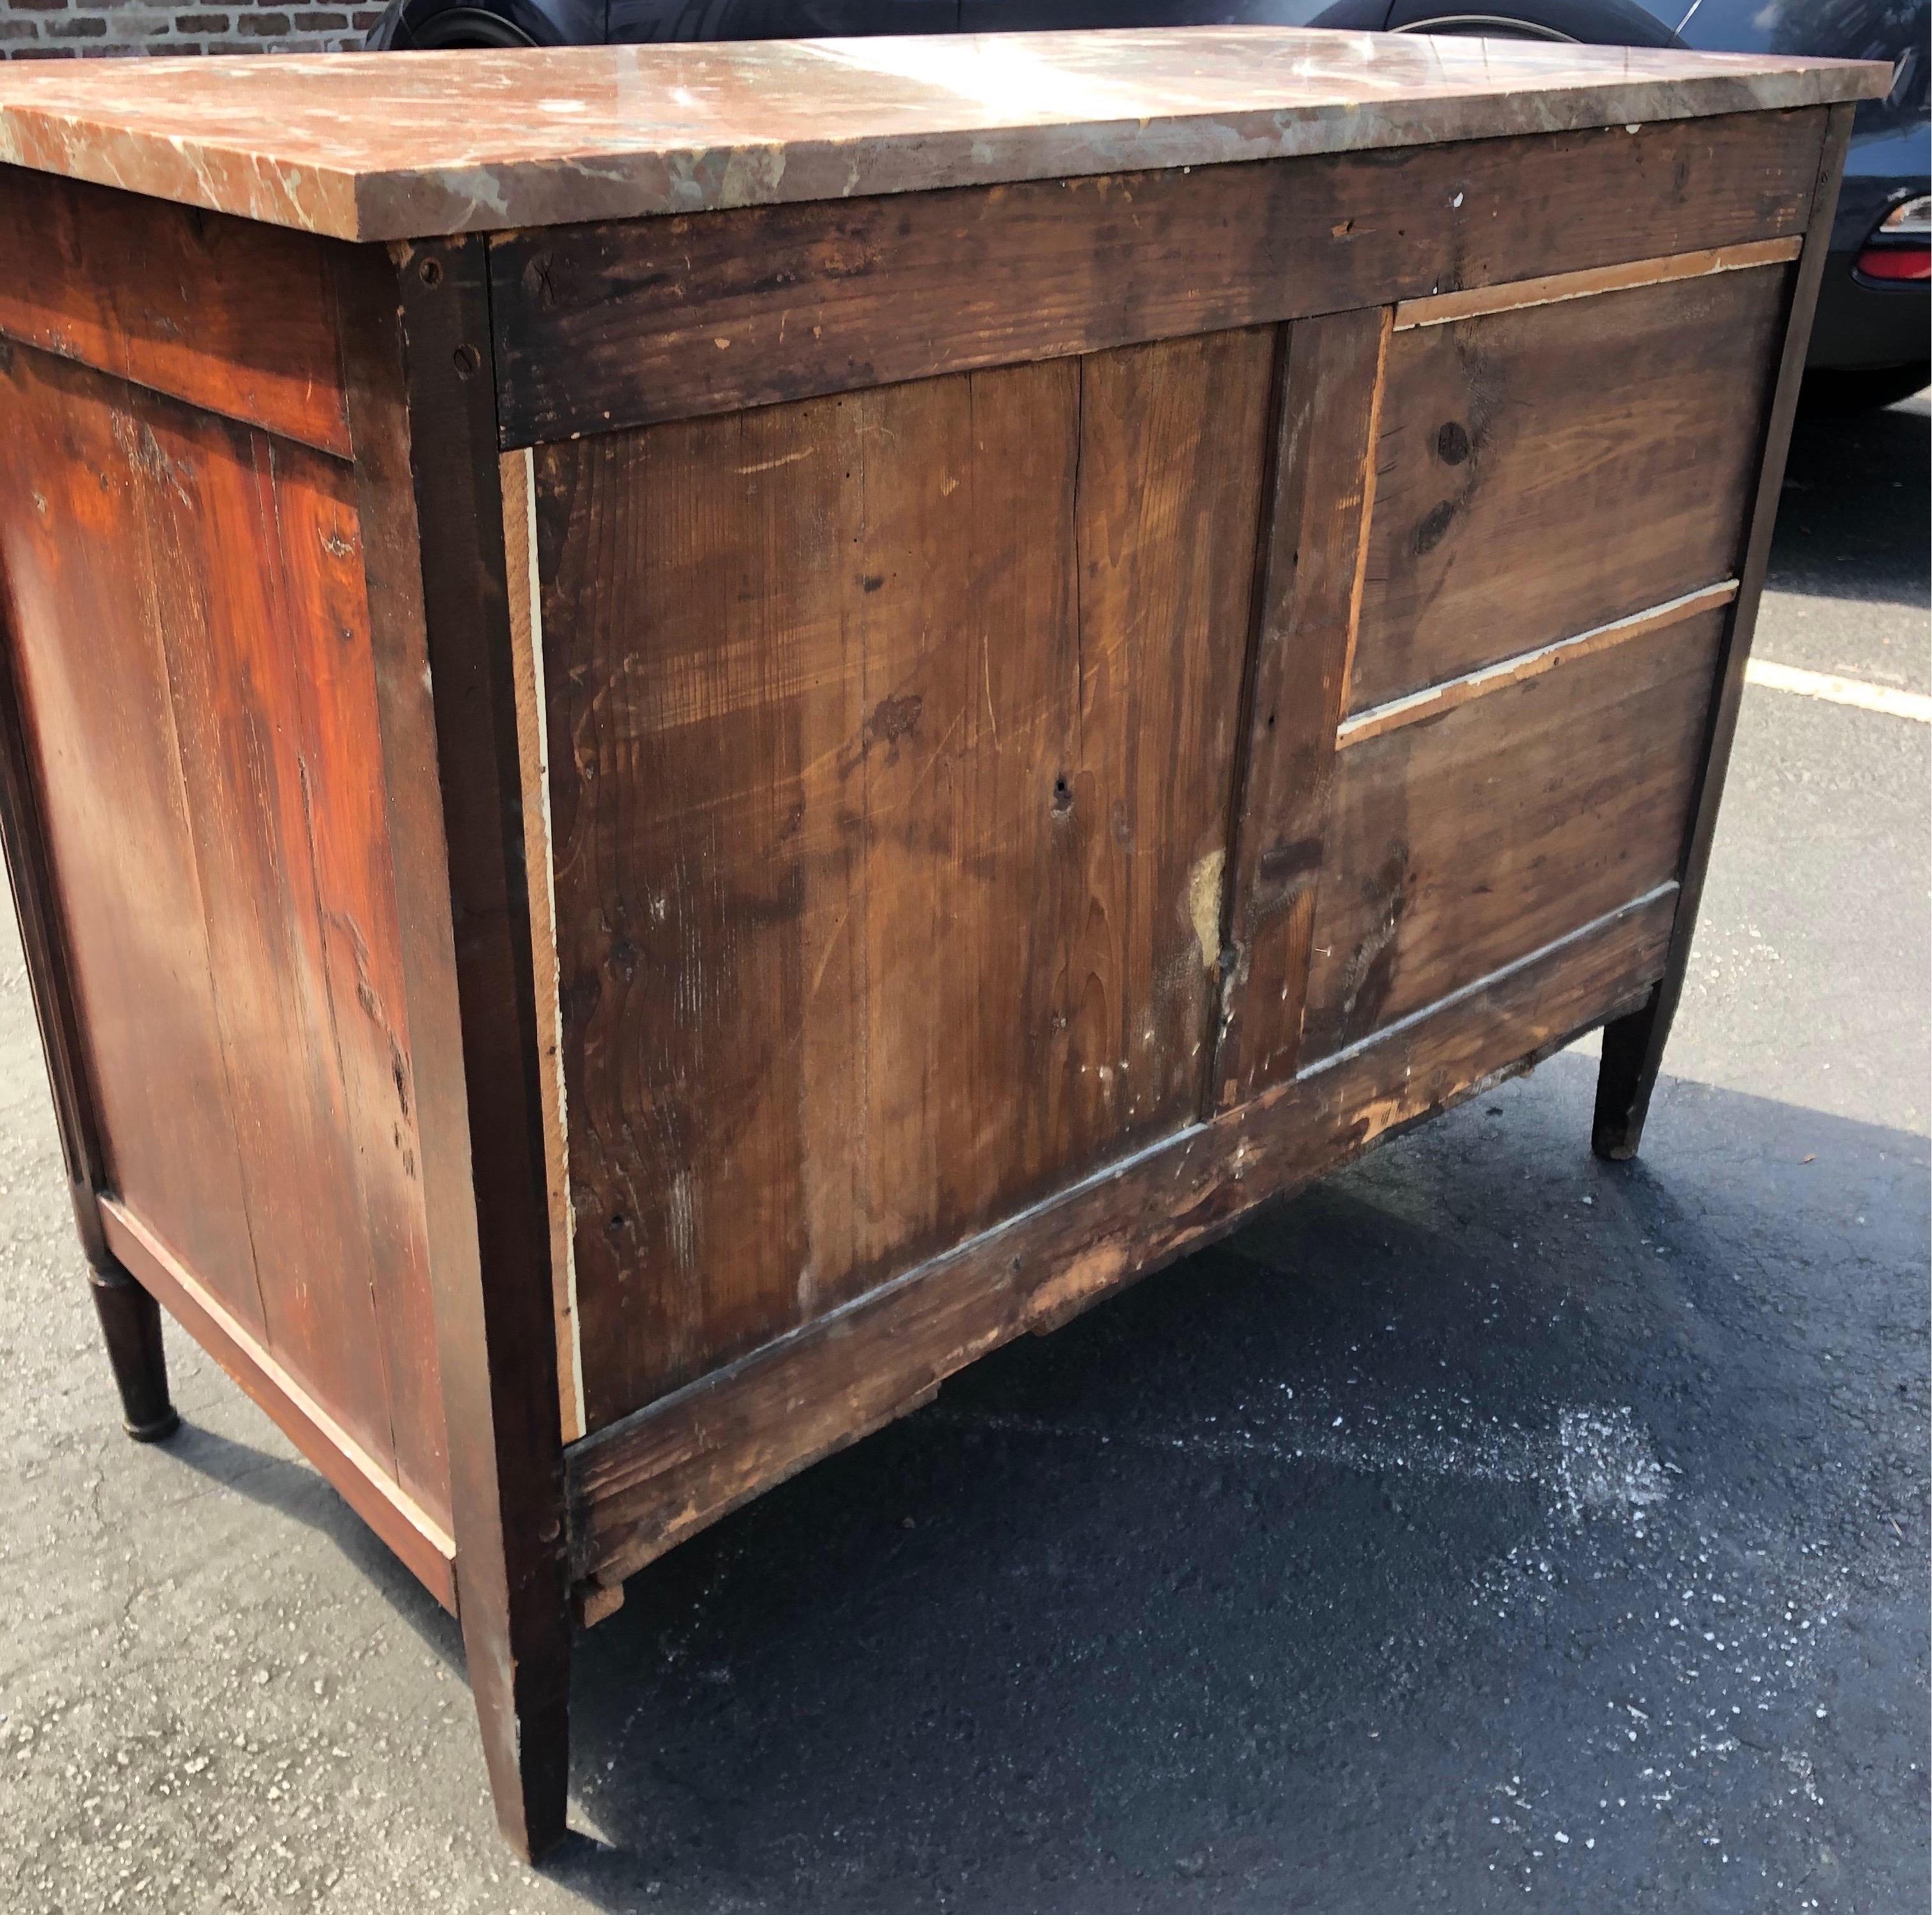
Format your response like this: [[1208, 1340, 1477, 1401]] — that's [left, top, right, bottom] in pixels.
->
[[1189, 844, 1227, 973]]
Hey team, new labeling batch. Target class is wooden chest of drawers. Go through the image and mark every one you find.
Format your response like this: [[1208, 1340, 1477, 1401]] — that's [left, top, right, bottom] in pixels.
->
[[0, 31, 1882, 1856]]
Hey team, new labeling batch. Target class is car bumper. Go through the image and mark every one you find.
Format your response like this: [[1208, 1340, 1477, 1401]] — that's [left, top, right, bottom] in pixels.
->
[[1809, 251, 1929, 373], [1808, 118, 1929, 375]]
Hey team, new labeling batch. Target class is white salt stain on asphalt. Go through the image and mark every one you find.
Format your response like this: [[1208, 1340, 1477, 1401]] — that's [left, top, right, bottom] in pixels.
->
[[931, 1387, 1670, 1527], [935, 1384, 1864, 1890]]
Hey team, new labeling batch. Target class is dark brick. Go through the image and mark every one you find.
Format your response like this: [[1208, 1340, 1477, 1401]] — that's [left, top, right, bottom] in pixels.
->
[[351, 7, 381, 22], [5, 2, 72, 15], [173, 12, 232, 27], [45, 13, 107, 31], [0, 20, 38, 37], [234, 9, 289, 26], [291, 8, 346, 20]]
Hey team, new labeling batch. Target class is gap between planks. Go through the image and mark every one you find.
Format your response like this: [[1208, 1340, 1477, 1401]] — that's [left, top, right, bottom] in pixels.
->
[[1337, 582, 1740, 749], [1392, 236, 1802, 331], [498, 446, 585, 1446]]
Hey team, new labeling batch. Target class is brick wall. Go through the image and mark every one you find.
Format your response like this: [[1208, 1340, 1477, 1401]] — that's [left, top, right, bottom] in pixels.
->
[[1, 0, 383, 57]]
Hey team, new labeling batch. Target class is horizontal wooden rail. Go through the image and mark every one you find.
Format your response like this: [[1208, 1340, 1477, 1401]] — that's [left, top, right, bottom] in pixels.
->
[[100, 1196, 459, 1612], [1337, 582, 1740, 750], [487, 112, 1824, 446], [1392, 236, 1801, 331]]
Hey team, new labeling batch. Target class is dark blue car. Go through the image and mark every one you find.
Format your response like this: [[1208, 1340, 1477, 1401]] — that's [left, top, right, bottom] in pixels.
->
[[368, 0, 1929, 406]]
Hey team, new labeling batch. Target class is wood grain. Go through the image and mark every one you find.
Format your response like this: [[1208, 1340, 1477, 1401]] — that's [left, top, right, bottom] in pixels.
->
[[1300, 609, 1726, 1065], [1350, 262, 1788, 713], [568, 884, 1678, 1599], [537, 332, 1274, 1429], [0, 337, 451, 1520], [489, 109, 1825, 446], [0, 167, 351, 458], [0, 343, 267, 1342], [1212, 307, 1390, 1109], [130, 381, 401, 1478]]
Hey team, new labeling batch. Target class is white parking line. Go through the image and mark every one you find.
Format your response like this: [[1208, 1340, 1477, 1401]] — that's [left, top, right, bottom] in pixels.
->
[[1744, 658, 1932, 723]]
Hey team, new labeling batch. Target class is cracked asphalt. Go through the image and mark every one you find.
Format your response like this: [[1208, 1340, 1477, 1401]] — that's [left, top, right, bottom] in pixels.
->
[[0, 394, 1924, 1914]]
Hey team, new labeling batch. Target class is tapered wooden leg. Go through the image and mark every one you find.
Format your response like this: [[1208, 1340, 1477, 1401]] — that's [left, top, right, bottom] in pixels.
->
[[379, 234, 578, 1864], [87, 1258, 180, 1442], [1592, 986, 1666, 1162], [460, 1562, 573, 1861]]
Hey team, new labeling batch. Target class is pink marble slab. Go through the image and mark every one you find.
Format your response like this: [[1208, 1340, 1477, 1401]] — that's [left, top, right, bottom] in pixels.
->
[[0, 30, 1889, 241]]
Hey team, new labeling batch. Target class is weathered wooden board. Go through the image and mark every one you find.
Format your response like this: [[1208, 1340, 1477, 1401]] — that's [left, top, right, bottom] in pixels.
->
[[568, 883, 1678, 1598], [0, 168, 351, 458], [1348, 263, 1787, 712], [1300, 608, 1727, 1065], [536, 330, 1274, 1428], [1212, 306, 1389, 1108], [489, 110, 1825, 446], [0, 343, 265, 1340], [0, 339, 448, 1517]]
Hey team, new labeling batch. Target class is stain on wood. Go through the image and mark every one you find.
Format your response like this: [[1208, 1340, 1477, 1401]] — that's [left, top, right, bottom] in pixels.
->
[[1350, 263, 1788, 712], [489, 111, 1824, 446], [536, 330, 1274, 1427]]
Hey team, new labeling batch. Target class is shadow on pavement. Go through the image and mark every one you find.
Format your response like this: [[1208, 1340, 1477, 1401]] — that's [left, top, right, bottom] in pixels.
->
[[531, 1048, 1928, 1914], [1775, 392, 1929, 607]]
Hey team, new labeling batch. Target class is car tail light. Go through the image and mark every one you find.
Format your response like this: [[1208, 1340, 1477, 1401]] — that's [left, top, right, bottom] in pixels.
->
[[1855, 195, 1932, 284], [1856, 247, 1930, 282], [1878, 195, 1931, 238]]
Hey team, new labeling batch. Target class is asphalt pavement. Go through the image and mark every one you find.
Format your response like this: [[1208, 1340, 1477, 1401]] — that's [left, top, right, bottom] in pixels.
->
[[0, 393, 1925, 1915]]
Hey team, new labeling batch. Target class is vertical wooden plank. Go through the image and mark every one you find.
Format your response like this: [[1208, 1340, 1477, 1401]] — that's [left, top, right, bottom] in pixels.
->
[[1594, 104, 1856, 1159], [266, 437, 450, 1520], [1212, 307, 1390, 1106], [0, 345, 266, 1339], [128, 388, 398, 1476], [1070, 331, 1274, 1135], [384, 236, 572, 1861], [0, 448, 112, 1262], [540, 328, 1274, 1428]]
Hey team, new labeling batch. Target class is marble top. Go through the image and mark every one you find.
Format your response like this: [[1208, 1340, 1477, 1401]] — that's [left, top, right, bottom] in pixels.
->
[[0, 31, 1888, 242]]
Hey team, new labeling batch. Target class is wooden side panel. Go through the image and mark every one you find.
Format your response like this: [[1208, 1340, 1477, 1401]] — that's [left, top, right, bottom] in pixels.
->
[[0, 340, 450, 1522], [0, 168, 351, 459], [1350, 264, 1788, 712], [0, 344, 263, 1336], [539, 330, 1274, 1428], [489, 110, 1825, 445], [1299, 609, 1727, 1065], [1212, 307, 1388, 1109]]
